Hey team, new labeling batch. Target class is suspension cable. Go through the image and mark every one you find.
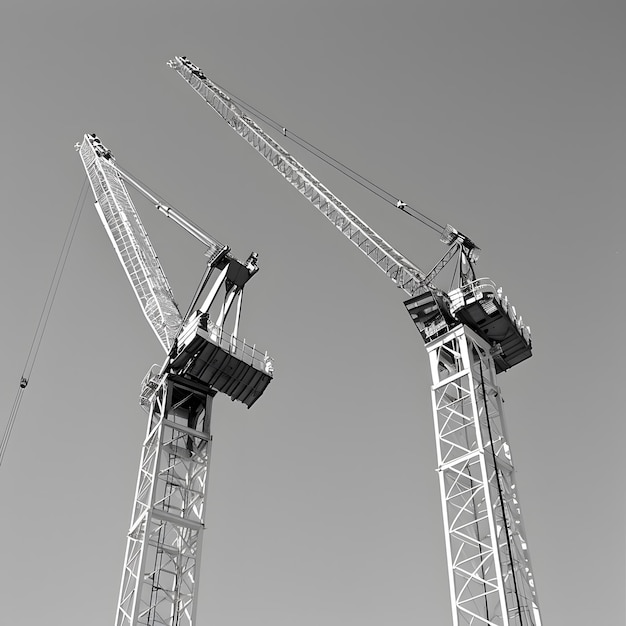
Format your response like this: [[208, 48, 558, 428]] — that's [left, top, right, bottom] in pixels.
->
[[0, 176, 88, 469], [478, 356, 524, 622], [113, 162, 234, 325], [221, 87, 445, 234], [114, 162, 225, 251]]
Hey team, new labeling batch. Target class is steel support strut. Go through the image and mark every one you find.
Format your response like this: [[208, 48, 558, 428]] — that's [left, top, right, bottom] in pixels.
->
[[116, 375, 215, 626], [426, 325, 542, 626]]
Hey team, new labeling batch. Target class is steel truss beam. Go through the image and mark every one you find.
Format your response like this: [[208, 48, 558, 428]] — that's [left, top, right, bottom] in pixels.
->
[[426, 325, 542, 626], [116, 375, 214, 626], [79, 136, 183, 352], [167, 56, 440, 298]]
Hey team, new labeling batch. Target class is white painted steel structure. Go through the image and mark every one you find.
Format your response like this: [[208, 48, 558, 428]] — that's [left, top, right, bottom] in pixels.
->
[[78, 134, 273, 626], [79, 136, 184, 352], [169, 57, 542, 625], [427, 325, 540, 625], [117, 374, 213, 626], [166, 57, 436, 297]]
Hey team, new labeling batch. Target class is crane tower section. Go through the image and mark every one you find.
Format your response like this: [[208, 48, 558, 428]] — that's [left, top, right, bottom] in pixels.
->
[[424, 324, 541, 626], [169, 57, 541, 626]]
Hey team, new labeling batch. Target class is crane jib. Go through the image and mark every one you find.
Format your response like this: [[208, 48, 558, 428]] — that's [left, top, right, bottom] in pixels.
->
[[168, 57, 435, 298], [79, 136, 183, 352]]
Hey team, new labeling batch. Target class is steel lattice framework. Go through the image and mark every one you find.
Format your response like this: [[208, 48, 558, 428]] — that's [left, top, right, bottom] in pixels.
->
[[117, 374, 213, 626], [427, 325, 541, 625], [79, 133, 274, 626], [168, 56, 543, 626], [167, 56, 438, 297], [79, 137, 183, 352]]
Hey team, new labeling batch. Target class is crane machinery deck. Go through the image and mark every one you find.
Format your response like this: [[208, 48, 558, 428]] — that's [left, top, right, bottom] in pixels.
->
[[169, 55, 542, 626], [78, 133, 273, 626]]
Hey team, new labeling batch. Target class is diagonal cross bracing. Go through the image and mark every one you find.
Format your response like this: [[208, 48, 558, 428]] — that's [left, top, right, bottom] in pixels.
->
[[79, 137, 183, 352], [115, 376, 213, 626], [427, 325, 542, 626], [168, 56, 437, 298]]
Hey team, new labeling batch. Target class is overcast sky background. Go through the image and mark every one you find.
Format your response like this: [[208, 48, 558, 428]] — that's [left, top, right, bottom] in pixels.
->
[[0, 2, 624, 625]]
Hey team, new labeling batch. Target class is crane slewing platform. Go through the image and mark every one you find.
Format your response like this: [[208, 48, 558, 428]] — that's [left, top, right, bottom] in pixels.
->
[[405, 276, 532, 373]]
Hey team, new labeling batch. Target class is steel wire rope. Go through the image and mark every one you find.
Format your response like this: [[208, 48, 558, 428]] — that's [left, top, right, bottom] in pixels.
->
[[221, 87, 445, 234], [113, 161, 229, 325], [115, 163, 215, 250], [115, 163, 173, 212], [449, 256, 460, 294], [478, 355, 524, 623], [183, 262, 214, 324], [0, 176, 88, 469], [0, 389, 25, 469]]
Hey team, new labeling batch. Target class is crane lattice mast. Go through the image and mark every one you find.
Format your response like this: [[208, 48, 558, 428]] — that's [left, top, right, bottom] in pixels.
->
[[79, 134, 274, 626], [169, 56, 542, 626]]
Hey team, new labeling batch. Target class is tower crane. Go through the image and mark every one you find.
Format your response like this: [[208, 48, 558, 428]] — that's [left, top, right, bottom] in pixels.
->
[[78, 133, 273, 626], [169, 56, 542, 626]]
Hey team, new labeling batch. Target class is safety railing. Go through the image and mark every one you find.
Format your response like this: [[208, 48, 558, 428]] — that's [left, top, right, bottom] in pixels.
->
[[448, 278, 531, 345], [139, 364, 163, 411], [179, 313, 275, 376]]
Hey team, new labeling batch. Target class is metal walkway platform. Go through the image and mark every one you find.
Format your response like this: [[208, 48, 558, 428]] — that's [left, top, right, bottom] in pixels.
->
[[138, 313, 273, 409], [448, 278, 532, 372]]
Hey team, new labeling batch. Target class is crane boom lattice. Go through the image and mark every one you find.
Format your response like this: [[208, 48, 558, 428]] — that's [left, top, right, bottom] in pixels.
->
[[168, 56, 436, 297], [79, 136, 183, 352]]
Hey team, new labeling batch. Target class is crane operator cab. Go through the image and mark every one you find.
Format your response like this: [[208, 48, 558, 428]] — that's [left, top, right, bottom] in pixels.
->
[[447, 278, 532, 372], [404, 226, 532, 373]]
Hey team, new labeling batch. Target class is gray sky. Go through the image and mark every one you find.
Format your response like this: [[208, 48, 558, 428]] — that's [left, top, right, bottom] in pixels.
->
[[1, 1, 624, 625]]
